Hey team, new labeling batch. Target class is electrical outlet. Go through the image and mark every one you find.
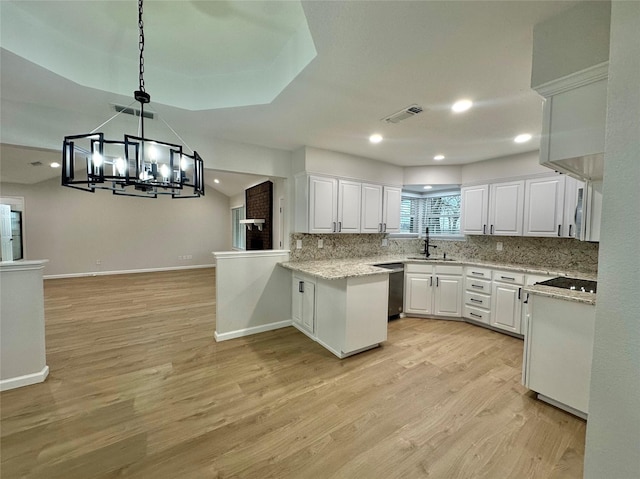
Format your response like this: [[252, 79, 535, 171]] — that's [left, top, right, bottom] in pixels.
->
[[96, 259, 101, 265], [318, 239, 324, 248], [296, 239, 302, 249], [381, 238, 388, 247], [496, 241, 503, 251]]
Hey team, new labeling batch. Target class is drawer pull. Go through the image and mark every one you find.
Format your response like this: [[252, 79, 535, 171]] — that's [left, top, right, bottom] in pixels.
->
[[471, 271, 485, 276], [470, 298, 483, 303], [471, 284, 484, 289], [470, 312, 482, 319], [500, 276, 516, 281]]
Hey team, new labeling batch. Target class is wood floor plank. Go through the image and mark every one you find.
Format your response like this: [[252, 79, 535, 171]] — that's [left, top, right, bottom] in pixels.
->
[[0, 268, 586, 478]]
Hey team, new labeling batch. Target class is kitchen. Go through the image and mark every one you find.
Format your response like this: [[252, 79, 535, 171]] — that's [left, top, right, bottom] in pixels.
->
[[1, 1, 638, 478]]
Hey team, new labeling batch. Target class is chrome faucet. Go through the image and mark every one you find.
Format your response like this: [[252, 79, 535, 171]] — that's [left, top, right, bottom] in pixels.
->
[[424, 227, 438, 258]]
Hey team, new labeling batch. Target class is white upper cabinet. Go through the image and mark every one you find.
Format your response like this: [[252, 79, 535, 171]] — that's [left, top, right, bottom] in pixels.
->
[[382, 186, 402, 233], [562, 176, 582, 238], [488, 181, 525, 236], [461, 185, 489, 235], [308, 176, 338, 233], [360, 183, 384, 233], [523, 175, 566, 237], [295, 174, 401, 234], [337, 180, 361, 233]]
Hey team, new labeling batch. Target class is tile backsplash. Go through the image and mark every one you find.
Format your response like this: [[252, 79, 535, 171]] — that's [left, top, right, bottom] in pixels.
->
[[289, 233, 599, 274]]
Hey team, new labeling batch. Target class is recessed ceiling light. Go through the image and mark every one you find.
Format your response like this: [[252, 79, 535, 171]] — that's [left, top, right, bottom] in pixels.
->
[[50, 162, 61, 168], [514, 133, 533, 143], [423, 185, 433, 190], [214, 178, 220, 184], [433, 154, 445, 161], [452, 99, 473, 113], [369, 134, 383, 144]]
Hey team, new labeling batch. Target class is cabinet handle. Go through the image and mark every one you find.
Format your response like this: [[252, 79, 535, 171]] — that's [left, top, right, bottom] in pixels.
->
[[500, 276, 515, 281], [436, 277, 439, 287], [470, 298, 482, 303], [299, 281, 304, 293], [569, 224, 573, 237], [518, 287, 522, 300], [558, 225, 561, 236], [383, 223, 387, 232], [332, 222, 336, 233], [338, 221, 342, 232], [379, 223, 382, 233], [471, 284, 484, 289], [490, 225, 494, 234], [471, 271, 484, 276], [430, 276, 433, 287], [523, 293, 529, 304], [470, 312, 482, 319], [483, 224, 486, 234]]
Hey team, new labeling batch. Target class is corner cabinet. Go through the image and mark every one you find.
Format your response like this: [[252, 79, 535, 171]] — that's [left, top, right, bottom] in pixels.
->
[[404, 263, 462, 318], [295, 174, 401, 234], [461, 181, 524, 236]]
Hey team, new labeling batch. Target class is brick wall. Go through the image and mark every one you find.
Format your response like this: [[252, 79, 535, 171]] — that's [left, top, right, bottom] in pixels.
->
[[245, 181, 273, 250]]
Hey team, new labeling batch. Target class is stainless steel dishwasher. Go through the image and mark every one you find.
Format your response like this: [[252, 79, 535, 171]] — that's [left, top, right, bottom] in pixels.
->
[[373, 262, 404, 320]]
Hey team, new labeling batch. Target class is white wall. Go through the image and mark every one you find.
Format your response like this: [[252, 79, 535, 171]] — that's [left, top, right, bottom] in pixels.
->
[[403, 165, 462, 186], [460, 151, 550, 185], [531, 1, 611, 88], [298, 146, 404, 186], [584, 2, 640, 477], [205, 138, 292, 178], [0, 177, 231, 276]]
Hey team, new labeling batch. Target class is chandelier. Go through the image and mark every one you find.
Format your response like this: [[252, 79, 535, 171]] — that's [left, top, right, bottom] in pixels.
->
[[61, 0, 204, 198]]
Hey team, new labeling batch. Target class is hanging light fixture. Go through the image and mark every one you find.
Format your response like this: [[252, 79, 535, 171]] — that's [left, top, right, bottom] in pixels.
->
[[61, 0, 204, 198]]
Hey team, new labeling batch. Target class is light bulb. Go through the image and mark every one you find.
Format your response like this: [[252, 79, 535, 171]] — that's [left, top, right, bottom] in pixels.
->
[[452, 99, 473, 113], [369, 134, 383, 144], [180, 156, 188, 171], [148, 145, 158, 162], [514, 133, 532, 143], [115, 157, 126, 175], [92, 151, 103, 168], [160, 164, 170, 179]]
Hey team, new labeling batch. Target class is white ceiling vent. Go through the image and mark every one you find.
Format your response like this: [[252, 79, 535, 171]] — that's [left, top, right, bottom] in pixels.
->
[[382, 104, 424, 124]]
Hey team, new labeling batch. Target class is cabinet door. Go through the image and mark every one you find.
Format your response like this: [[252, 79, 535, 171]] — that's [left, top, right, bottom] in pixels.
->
[[434, 275, 462, 317], [292, 276, 315, 335], [337, 180, 361, 233], [491, 282, 523, 334], [309, 176, 338, 233], [461, 185, 489, 235], [489, 181, 524, 236], [523, 176, 566, 237], [382, 186, 402, 233], [360, 183, 383, 233], [404, 273, 433, 314]]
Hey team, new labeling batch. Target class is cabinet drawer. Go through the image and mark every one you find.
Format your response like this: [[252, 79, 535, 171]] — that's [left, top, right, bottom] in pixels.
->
[[465, 267, 492, 280], [405, 263, 434, 274], [464, 277, 491, 294], [435, 265, 463, 275], [493, 271, 524, 284], [464, 305, 490, 324], [465, 291, 491, 309]]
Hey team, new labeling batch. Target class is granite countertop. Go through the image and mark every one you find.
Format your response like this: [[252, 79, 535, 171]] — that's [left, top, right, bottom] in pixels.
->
[[279, 255, 597, 284], [524, 284, 596, 305]]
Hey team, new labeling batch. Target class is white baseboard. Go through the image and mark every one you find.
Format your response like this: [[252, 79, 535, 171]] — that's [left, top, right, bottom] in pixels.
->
[[0, 365, 49, 391], [214, 320, 292, 342], [44, 264, 215, 280]]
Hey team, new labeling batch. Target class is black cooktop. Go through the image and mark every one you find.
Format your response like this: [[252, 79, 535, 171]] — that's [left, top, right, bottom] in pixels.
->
[[537, 277, 597, 293]]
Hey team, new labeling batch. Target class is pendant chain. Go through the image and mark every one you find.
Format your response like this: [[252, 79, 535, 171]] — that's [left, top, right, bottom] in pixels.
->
[[138, 0, 145, 93]]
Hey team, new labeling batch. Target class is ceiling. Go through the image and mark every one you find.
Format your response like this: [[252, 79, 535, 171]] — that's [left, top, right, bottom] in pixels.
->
[[0, 0, 579, 194]]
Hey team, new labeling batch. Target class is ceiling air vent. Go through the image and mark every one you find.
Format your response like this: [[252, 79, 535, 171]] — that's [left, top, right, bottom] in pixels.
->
[[30, 161, 43, 166], [113, 104, 155, 120], [382, 104, 424, 124]]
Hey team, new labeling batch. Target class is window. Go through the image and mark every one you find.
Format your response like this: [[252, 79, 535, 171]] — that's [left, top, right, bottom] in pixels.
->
[[231, 206, 245, 250], [400, 191, 461, 236]]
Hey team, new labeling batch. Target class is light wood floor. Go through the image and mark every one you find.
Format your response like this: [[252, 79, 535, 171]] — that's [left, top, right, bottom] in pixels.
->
[[1, 268, 586, 478]]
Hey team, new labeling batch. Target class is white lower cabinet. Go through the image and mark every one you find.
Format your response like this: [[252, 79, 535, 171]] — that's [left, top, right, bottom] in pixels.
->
[[490, 271, 524, 334], [291, 271, 388, 358], [404, 264, 462, 318], [463, 266, 492, 324], [292, 274, 316, 335]]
